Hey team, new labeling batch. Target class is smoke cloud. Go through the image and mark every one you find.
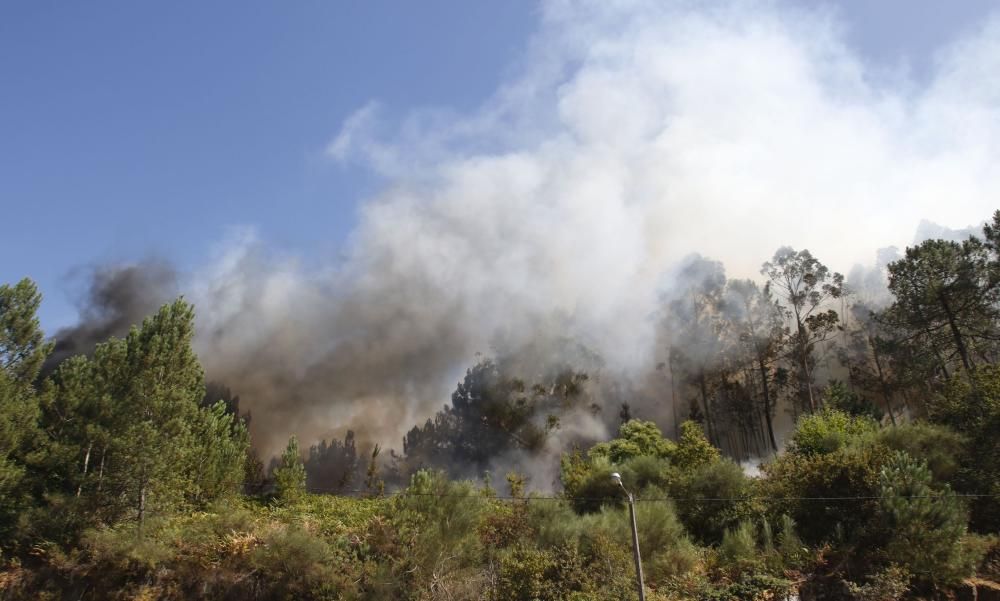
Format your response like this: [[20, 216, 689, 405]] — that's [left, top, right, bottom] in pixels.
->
[[51, 1, 1000, 459], [45, 261, 177, 373]]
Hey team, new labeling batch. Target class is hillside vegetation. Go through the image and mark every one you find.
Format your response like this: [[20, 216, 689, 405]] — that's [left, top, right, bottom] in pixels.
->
[[4, 211, 1000, 599]]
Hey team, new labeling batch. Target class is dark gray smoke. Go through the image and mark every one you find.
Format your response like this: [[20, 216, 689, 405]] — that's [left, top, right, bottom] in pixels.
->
[[44, 261, 177, 372]]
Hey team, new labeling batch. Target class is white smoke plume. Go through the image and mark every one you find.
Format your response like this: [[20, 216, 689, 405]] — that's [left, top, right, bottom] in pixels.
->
[[177, 0, 1000, 455]]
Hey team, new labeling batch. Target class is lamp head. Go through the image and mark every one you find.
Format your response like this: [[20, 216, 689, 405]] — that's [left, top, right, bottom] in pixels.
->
[[611, 472, 622, 486]]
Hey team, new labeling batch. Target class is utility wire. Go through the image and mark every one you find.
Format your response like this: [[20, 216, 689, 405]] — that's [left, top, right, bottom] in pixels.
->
[[301, 488, 1000, 503]]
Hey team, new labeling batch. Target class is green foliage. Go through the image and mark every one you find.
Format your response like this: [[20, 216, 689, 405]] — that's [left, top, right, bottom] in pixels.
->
[[763, 442, 887, 546], [844, 565, 911, 601], [505, 470, 525, 499], [18, 298, 250, 546], [494, 545, 589, 601], [787, 408, 878, 456], [718, 520, 759, 570], [823, 380, 884, 421], [589, 419, 676, 463], [391, 470, 489, 597], [885, 237, 997, 375], [188, 401, 249, 504], [931, 365, 1000, 431], [274, 435, 307, 504], [527, 491, 698, 593], [877, 451, 979, 588], [364, 443, 384, 496], [673, 421, 720, 469], [402, 359, 591, 476], [0, 369, 36, 538], [0, 278, 52, 384], [930, 366, 1000, 530], [776, 514, 809, 569], [761, 247, 844, 414], [0, 279, 49, 541], [10, 211, 1000, 599], [563, 456, 623, 517], [674, 459, 754, 545], [69, 300, 226, 527], [560, 420, 717, 516], [249, 525, 344, 598], [876, 421, 966, 484], [8, 496, 381, 600]]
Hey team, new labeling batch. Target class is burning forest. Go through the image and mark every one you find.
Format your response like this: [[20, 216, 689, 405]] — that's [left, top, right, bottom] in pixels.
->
[[4, 1, 1000, 599]]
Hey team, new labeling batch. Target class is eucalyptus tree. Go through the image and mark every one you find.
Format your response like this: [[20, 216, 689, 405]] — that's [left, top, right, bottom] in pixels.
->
[[724, 279, 786, 452], [761, 248, 844, 415], [665, 256, 729, 446]]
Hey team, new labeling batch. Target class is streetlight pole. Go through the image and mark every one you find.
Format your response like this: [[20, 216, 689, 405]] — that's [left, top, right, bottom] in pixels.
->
[[612, 472, 645, 601]]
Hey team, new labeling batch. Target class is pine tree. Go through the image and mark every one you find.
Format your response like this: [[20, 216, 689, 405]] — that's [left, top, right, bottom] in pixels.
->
[[0, 279, 51, 538], [274, 435, 307, 503], [878, 451, 975, 588], [41, 299, 247, 533], [885, 238, 997, 378], [102, 300, 205, 528], [188, 401, 249, 504]]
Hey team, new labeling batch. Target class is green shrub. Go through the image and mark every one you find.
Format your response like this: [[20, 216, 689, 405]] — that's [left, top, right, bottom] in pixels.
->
[[589, 419, 676, 464], [561, 420, 717, 516], [876, 422, 966, 485], [625, 454, 678, 492], [250, 524, 350, 599], [672, 421, 720, 470], [762, 444, 887, 546], [559, 454, 623, 514], [495, 544, 590, 601], [274, 436, 307, 505], [930, 367, 1000, 532], [527, 491, 698, 589], [390, 470, 488, 597], [718, 520, 759, 569], [776, 514, 809, 570], [674, 459, 753, 545], [844, 565, 911, 601], [823, 381, 884, 421], [877, 451, 980, 589], [82, 521, 175, 575], [788, 409, 878, 456]]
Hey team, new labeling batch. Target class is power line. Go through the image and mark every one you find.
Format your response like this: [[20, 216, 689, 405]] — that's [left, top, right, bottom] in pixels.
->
[[301, 488, 1000, 503]]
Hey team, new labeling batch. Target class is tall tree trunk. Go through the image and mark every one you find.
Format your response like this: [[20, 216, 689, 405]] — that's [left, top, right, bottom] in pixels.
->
[[915, 304, 952, 379], [870, 337, 897, 426], [938, 291, 974, 374], [669, 355, 680, 439], [77, 441, 93, 497], [698, 371, 717, 446], [97, 446, 105, 492], [744, 364, 766, 456], [796, 324, 817, 413], [138, 482, 147, 535], [790, 295, 818, 414], [744, 303, 778, 453], [758, 358, 779, 453]]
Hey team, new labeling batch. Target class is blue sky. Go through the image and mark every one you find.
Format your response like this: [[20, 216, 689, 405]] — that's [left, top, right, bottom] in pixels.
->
[[1, 1, 536, 328], [0, 0, 996, 331]]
